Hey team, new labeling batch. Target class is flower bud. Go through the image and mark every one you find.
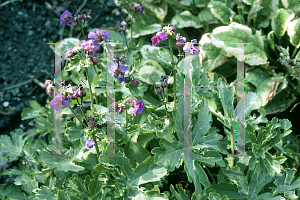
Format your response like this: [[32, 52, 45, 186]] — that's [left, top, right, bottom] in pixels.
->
[[117, 107, 123, 114], [72, 22, 78, 27], [111, 102, 118, 108], [128, 99, 137, 107], [83, 14, 90, 20], [171, 26, 176, 31], [161, 82, 168, 88], [88, 116, 94, 121], [45, 79, 52, 86], [66, 50, 74, 58], [77, 14, 83, 20], [78, 89, 86, 98], [92, 57, 98, 65], [93, 46, 101, 53], [89, 121, 95, 128], [124, 77, 131, 83], [132, 78, 139, 86], [155, 86, 163, 94], [68, 1, 73, 4]]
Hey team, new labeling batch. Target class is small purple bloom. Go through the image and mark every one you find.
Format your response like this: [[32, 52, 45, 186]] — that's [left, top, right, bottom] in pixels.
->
[[108, 62, 118, 76], [183, 42, 200, 55], [151, 31, 168, 47], [119, 64, 129, 73], [151, 35, 162, 47], [60, 10, 72, 26], [134, 100, 144, 116], [81, 40, 99, 57], [157, 32, 168, 40], [88, 28, 109, 42], [49, 97, 70, 111], [117, 75, 125, 84], [86, 139, 95, 148], [191, 39, 197, 44]]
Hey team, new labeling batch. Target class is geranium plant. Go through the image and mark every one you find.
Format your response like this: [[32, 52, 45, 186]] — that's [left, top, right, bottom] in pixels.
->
[[1, 0, 300, 199]]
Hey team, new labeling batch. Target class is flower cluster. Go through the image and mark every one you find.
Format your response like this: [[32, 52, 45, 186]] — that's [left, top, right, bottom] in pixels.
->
[[151, 73, 169, 95], [66, 84, 87, 100], [108, 55, 134, 84], [112, 99, 144, 116], [133, 3, 143, 14], [45, 79, 54, 95]]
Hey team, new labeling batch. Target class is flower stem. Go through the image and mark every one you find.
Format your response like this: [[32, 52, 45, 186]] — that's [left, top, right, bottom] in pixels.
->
[[91, 129, 100, 163], [77, 99, 88, 125], [123, 31, 129, 52], [69, 107, 87, 128], [168, 37, 177, 104], [85, 69, 95, 115], [128, 87, 159, 120], [125, 109, 128, 128], [292, 47, 298, 59], [230, 126, 235, 169]]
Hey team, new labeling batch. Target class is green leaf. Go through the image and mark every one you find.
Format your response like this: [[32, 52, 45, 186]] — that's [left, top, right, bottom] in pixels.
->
[[21, 173, 39, 195], [0, 185, 27, 200], [273, 169, 300, 199], [170, 184, 190, 200], [254, 0, 278, 29], [65, 121, 86, 141], [34, 186, 57, 200], [171, 11, 203, 28], [57, 190, 71, 200], [131, 23, 162, 38], [138, 59, 166, 85], [65, 55, 82, 71], [271, 8, 295, 39], [198, 8, 220, 24], [199, 33, 228, 72], [211, 23, 268, 66], [0, 129, 26, 162], [287, 19, 300, 48], [281, 0, 300, 10], [207, 2, 234, 24], [21, 100, 45, 120]]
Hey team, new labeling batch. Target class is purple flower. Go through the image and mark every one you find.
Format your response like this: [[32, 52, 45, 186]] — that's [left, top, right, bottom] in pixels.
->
[[151, 32, 168, 46], [134, 100, 144, 116], [86, 139, 95, 148], [176, 33, 186, 48], [60, 10, 72, 26], [81, 40, 100, 57], [49, 97, 70, 111], [108, 62, 118, 76], [117, 75, 125, 84], [119, 64, 129, 73], [183, 41, 200, 55], [88, 28, 109, 42]]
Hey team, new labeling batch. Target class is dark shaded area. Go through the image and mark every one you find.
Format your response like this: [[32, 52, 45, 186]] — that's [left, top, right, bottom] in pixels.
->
[[0, 0, 119, 136]]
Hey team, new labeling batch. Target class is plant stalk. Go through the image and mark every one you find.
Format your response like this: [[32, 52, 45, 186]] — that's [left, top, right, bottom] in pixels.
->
[[69, 107, 86, 128], [91, 129, 100, 163], [230, 126, 235, 169], [77, 99, 88, 125], [85, 69, 95, 115]]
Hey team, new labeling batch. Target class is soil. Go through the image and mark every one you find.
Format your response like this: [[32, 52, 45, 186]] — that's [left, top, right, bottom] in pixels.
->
[[0, 0, 119, 185], [0, 0, 119, 136]]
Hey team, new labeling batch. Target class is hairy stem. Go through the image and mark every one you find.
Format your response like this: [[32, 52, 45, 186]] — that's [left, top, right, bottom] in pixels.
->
[[91, 129, 100, 163], [69, 107, 86, 128], [85, 69, 94, 115]]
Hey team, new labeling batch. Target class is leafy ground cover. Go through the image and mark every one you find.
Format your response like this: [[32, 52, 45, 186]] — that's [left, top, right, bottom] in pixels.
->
[[1, 0, 300, 199]]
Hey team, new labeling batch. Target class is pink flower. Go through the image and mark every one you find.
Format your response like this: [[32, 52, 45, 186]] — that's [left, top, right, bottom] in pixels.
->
[[49, 97, 70, 111], [151, 32, 168, 46], [45, 80, 52, 86], [134, 100, 144, 116]]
